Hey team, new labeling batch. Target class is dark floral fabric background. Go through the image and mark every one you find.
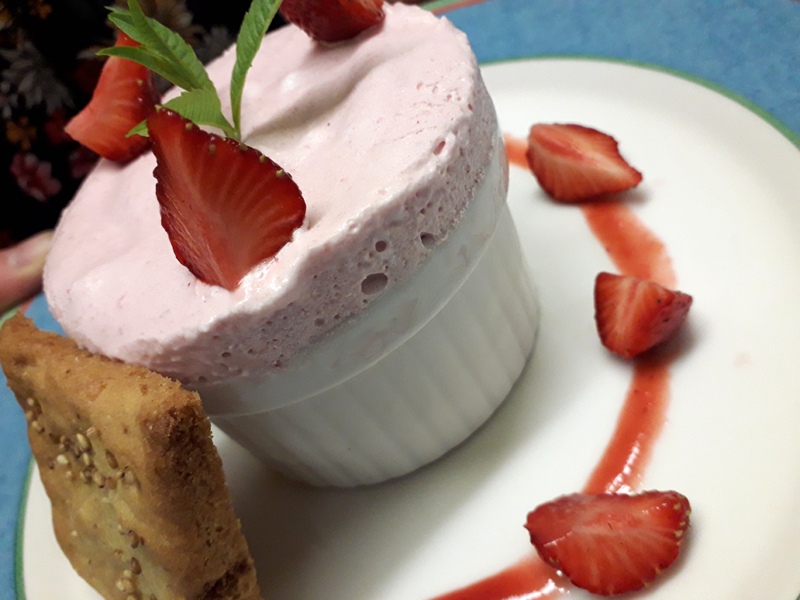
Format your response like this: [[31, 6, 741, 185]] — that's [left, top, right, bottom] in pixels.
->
[[1, 0, 283, 248]]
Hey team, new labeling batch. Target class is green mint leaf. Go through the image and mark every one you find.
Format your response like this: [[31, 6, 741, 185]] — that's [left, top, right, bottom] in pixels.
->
[[107, 1, 214, 93], [163, 91, 237, 138], [124, 89, 236, 139], [125, 90, 235, 138], [230, 0, 282, 137], [126, 119, 149, 138], [98, 45, 198, 92], [103, 0, 237, 139], [140, 20, 216, 92], [102, 0, 277, 142]]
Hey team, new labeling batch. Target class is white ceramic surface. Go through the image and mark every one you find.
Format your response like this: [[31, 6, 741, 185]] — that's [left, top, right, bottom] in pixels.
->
[[21, 59, 800, 599], [204, 136, 538, 486], [210, 206, 538, 486]]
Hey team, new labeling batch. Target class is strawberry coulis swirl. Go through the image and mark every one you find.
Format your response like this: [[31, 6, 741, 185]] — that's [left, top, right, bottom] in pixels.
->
[[431, 137, 679, 600]]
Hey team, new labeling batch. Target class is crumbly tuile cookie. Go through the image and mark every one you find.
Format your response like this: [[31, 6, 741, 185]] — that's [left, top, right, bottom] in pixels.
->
[[0, 314, 262, 600]]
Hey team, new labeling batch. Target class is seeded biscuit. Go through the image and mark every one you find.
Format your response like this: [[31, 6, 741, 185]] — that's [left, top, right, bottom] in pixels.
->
[[0, 314, 262, 600]]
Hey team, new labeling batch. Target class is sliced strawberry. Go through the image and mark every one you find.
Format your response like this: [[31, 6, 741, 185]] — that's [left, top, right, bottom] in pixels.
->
[[594, 272, 692, 359], [147, 108, 306, 290], [280, 0, 384, 43], [525, 491, 691, 596], [526, 123, 642, 202], [65, 31, 158, 163]]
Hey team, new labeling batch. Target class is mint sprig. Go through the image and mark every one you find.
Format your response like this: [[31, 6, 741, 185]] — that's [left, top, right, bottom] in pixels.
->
[[100, 0, 282, 140], [230, 0, 282, 135]]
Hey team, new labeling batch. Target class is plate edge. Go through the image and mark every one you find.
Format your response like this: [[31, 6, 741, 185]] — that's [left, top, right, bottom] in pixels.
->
[[479, 55, 800, 151]]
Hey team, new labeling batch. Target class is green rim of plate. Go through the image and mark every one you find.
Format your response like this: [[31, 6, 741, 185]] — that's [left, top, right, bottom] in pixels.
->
[[423, 0, 484, 13], [479, 54, 800, 151], [15, 461, 31, 599]]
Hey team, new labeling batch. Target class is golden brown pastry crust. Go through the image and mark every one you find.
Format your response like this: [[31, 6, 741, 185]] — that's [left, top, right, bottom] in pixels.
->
[[0, 314, 262, 600]]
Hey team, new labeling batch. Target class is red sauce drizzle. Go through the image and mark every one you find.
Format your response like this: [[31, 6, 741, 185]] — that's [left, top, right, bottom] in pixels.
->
[[432, 137, 678, 600], [580, 203, 675, 289]]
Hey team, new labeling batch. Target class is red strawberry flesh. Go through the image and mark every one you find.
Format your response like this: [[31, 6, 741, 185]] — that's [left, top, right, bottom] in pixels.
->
[[526, 123, 642, 202], [525, 491, 691, 596], [65, 30, 158, 163], [280, 0, 385, 44], [147, 108, 306, 290], [594, 272, 693, 359]]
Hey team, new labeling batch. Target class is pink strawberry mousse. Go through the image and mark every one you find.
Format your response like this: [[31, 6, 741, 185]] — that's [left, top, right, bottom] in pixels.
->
[[44, 4, 538, 486], [47, 4, 494, 381]]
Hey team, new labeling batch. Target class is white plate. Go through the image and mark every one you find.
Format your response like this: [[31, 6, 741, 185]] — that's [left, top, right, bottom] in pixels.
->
[[21, 59, 800, 599]]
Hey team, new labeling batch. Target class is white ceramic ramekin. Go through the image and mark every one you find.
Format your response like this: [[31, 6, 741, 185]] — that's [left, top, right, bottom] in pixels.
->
[[199, 140, 538, 487]]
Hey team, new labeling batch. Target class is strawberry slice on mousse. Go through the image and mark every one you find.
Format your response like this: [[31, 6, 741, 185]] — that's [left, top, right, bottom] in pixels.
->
[[594, 272, 693, 359], [147, 108, 306, 291], [65, 31, 159, 163], [280, 0, 385, 43], [526, 123, 642, 202], [525, 490, 691, 596]]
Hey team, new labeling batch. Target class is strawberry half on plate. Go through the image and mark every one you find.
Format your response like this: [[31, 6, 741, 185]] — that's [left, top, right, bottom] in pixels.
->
[[526, 123, 642, 202], [65, 30, 159, 163], [525, 490, 691, 596], [148, 108, 306, 291], [594, 272, 693, 359]]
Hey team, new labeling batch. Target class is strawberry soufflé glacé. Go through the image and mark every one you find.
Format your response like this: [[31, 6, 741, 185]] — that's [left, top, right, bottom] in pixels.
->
[[44, 2, 538, 486]]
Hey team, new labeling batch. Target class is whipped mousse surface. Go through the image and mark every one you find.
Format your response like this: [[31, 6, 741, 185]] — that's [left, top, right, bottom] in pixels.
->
[[45, 4, 499, 385]]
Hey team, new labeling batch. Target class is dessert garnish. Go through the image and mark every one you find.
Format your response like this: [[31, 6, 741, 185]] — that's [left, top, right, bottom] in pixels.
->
[[525, 490, 691, 596], [149, 107, 305, 290], [101, 0, 282, 142], [279, 0, 385, 43], [64, 30, 159, 163], [526, 123, 643, 202], [85, 0, 307, 290], [594, 271, 693, 359]]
